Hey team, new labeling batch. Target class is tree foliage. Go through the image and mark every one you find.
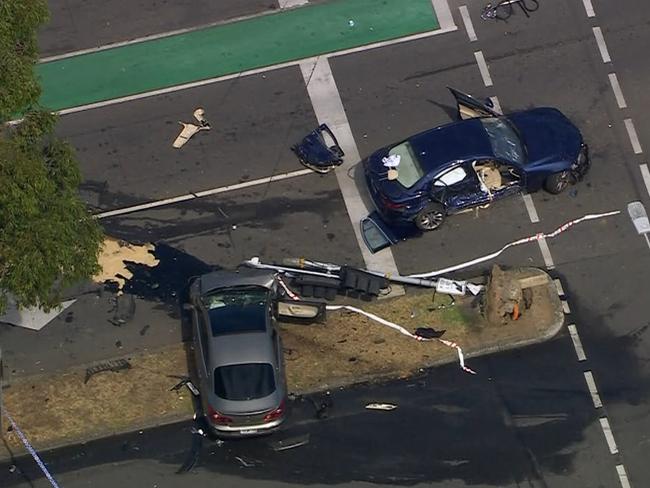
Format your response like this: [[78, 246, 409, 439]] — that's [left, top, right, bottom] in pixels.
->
[[1, 2, 104, 313], [0, 0, 49, 121]]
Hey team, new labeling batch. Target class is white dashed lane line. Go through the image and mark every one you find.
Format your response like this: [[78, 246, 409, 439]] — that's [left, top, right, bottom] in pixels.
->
[[459, 6, 477, 42], [617, 465, 632, 488], [640, 164, 650, 197], [592, 27, 611, 63], [522, 194, 540, 223], [474, 51, 493, 87], [553, 278, 565, 297], [608, 73, 628, 109], [624, 119, 643, 154], [582, 0, 596, 17], [584, 371, 603, 408], [568, 324, 587, 361], [599, 417, 620, 454], [537, 237, 555, 269]]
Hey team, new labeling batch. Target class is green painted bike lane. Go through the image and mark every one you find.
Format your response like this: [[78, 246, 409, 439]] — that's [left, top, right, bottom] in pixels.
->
[[37, 0, 439, 111]]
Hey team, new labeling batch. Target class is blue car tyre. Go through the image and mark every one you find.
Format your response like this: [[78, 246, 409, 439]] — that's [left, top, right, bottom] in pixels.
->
[[415, 202, 446, 231], [544, 170, 571, 194]]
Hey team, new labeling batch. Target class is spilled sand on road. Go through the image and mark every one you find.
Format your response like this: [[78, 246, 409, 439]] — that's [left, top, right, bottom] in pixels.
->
[[93, 238, 159, 292]]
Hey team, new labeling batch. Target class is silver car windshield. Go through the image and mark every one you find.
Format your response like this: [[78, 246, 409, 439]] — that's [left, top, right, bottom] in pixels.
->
[[201, 286, 268, 335], [480, 117, 525, 165], [389, 141, 425, 188]]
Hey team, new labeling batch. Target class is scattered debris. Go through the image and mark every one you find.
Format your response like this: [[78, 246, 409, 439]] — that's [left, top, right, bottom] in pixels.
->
[[173, 108, 210, 148], [365, 403, 397, 411], [291, 124, 344, 174], [84, 358, 132, 384], [270, 433, 310, 451], [414, 327, 445, 339], [235, 456, 256, 468], [169, 377, 200, 396]]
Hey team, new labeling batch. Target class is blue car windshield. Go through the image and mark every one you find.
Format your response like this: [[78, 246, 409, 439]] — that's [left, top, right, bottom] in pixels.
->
[[480, 117, 526, 165]]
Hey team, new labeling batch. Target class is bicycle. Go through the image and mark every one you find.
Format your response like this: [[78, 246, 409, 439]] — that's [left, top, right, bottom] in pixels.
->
[[481, 0, 539, 20]]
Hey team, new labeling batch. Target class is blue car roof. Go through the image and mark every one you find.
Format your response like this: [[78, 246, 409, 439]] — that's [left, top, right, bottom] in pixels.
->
[[407, 118, 494, 172]]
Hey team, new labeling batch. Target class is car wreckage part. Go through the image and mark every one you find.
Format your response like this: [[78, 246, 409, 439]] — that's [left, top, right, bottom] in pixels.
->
[[291, 124, 344, 174], [407, 210, 621, 279]]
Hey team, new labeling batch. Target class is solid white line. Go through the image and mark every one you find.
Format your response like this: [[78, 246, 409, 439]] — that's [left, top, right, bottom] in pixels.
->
[[474, 51, 493, 87], [584, 371, 603, 408], [522, 194, 540, 223], [562, 300, 571, 314], [608, 73, 627, 109], [43, 25, 456, 118], [624, 119, 643, 154], [593, 27, 611, 63], [554, 278, 565, 297], [94, 168, 313, 219], [300, 57, 403, 286], [279, 0, 309, 8], [582, 0, 596, 17], [616, 465, 632, 488], [537, 237, 555, 269], [641, 164, 650, 197], [600, 417, 619, 454], [459, 6, 477, 42], [432, 0, 457, 31], [568, 324, 587, 361]]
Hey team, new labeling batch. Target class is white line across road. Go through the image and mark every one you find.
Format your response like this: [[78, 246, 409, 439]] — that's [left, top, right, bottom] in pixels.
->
[[522, 194, 540, 223], [624, 119, 643, 154], [599, 417, 619, 454], [94, 168, 312, 219], [593, 27, 611, 63], [459, 6, 477, 42], [608, 73, 628, 109], [640, 164, 650, 197], [300, 56, 403, 284], [567, 324, 587, 361], [537, 237, 555, 269], [584, 371, 603, 408], [474, 51, 493, 87]]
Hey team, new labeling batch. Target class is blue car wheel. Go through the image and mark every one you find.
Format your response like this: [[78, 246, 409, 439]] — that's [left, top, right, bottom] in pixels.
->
[[414, 202, 446, 231], [544, 170, 571, 194]]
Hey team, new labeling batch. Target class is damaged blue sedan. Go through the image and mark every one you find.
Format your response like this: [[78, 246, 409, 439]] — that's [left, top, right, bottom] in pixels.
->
[[363, 87, 590, 232]]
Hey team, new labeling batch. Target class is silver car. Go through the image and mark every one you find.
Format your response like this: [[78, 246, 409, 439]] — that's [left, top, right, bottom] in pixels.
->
[[184, 268, 321, 438]]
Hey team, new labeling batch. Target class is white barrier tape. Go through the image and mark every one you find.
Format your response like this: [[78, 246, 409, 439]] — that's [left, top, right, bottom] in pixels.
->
[[1, 405, 62, 488], [277, 275, 301, 301], [326, 305, 476, 374], [407, 210, 620, 279]]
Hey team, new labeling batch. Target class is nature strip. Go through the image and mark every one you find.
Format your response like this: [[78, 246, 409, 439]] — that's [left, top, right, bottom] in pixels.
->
[[1, 406, 62, 488], [408, 210, 621, 279]]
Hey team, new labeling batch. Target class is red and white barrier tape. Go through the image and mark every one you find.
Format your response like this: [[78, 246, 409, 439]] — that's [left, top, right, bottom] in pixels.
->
[[408, 210, 620, 279], [277, 275, 301, 301], [326, 305, 476, 375]]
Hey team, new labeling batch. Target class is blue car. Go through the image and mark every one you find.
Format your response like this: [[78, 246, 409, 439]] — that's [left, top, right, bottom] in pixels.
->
[[363, 87, 590, 232]]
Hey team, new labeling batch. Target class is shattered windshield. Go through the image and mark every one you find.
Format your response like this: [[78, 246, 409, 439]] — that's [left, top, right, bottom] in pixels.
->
[[480, 117, 526, 165], [389, 141, 425, 188], [201, 286, 269, 335]]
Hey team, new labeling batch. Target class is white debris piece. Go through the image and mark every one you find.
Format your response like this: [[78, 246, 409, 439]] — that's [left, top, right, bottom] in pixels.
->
[[382, 154, 401, 168], [173, 108, 210, 148], [366, 403, 397, 411]]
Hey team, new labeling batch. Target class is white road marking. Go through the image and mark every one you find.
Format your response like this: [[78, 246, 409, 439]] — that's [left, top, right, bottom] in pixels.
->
[[582, 0, 596, 17], [489, 95, 502, 114], [562, 300, 571, 314], [554, 278, 565, 297], [584, 371, 603, 408], [624, 119, 643, 154], [522, 194, 540, 223], [432, 0, 457, 30], [568, 324, 587, 361], [641, 164, 650, 197], [599, 417, 619, 454], [39, 25, 457, 118], [593, 27, 611, 63], [537, 237, 555, 269], [94, 168, 313, 219], [300, 56, 403, 286], [474, 51, 493, 87], [608, 73, 627, 108], [616, 465, 632, 488], [459, 6, 477, 42], [279, 0, 309, 8]]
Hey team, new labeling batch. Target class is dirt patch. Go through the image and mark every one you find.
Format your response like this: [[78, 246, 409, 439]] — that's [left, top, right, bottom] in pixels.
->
[[93, 238, 159, 292], [0, 267, 562, 456]]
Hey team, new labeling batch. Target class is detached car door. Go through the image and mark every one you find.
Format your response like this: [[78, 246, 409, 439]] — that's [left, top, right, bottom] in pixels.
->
[[448, 87, 502, 120]]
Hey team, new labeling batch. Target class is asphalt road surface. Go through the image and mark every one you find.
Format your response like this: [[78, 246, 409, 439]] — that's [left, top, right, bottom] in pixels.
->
[[1, 0, 649, 487]]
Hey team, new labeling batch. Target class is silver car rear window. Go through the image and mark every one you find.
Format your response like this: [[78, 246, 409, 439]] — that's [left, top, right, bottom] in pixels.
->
[[214, 363, 275, 401]]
